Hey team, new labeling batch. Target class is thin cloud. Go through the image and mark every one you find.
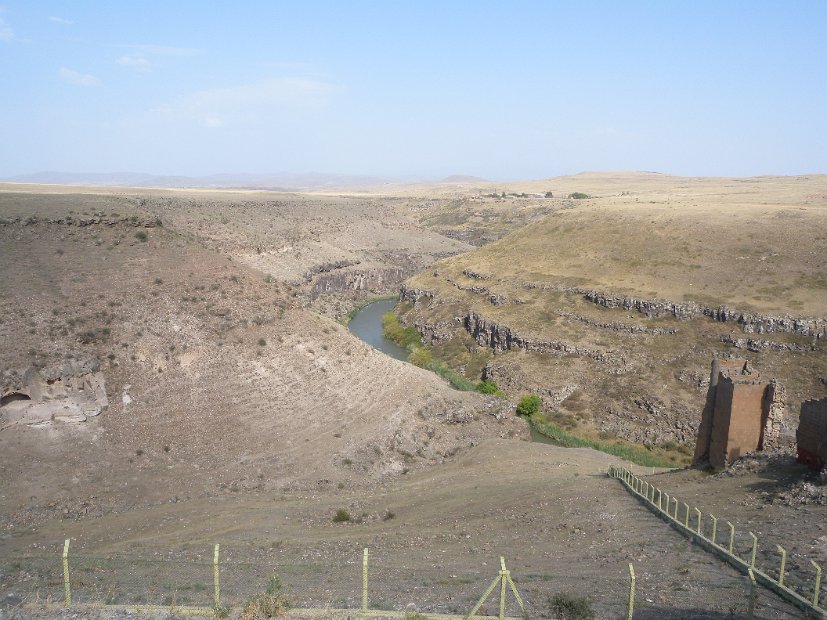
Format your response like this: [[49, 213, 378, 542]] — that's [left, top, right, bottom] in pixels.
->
[[128, 44, 205, 57], [59, 67, 100, 87], [151, 76, 340, 128], [49, 16, 74, 25], [117, 55, 151, 72]]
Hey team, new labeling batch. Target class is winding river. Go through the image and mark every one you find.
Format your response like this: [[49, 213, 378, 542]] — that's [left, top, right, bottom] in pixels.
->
[[348, 298, 552, 444], [347, 298, 410, 362]]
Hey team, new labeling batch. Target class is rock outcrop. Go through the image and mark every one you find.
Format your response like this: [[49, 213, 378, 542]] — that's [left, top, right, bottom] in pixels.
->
[[310, 266, 407, 299], [0, 358, 108, 427], [405, 280, 826, 339], [463, 311, 629, 369]]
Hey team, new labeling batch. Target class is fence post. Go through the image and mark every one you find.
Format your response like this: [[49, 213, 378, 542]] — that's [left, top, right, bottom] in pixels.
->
[[683, 503, 689, 528], [727, 521, 735, 554], [362, 548, 369, 612], [749, 532, 758, 569], [776, 545, 787, 587], [213, 544, 220, 608], [663, 493, 670, 513], [747, 568, 757, 619], [627, 563, 635, 620], [710, 515, 718, 547], [499, 557, 507, 620], [62, 538, 71, 608], [695, 508, 702, 535], [657, 489, 662, 511], [671, 497, 678, 519], [811, 559, 822, 608]]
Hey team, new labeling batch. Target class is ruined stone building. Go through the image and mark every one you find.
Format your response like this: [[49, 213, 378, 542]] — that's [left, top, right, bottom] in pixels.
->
[[693, 358, 785, 469], [797, 397, 827, 470]]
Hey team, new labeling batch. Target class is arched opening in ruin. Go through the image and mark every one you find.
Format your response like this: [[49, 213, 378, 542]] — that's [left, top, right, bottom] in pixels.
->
[[0, 392, 32, 407]]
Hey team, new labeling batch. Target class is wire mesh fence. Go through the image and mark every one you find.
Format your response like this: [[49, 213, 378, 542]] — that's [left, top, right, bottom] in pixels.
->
[[610, 465, 826, 619], [0, 525, 819, 618]]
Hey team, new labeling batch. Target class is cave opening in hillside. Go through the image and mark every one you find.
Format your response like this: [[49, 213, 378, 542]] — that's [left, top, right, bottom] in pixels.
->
[[0, 392, 32, 407]]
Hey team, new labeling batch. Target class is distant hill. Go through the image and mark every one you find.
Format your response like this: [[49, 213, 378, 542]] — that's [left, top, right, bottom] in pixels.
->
[[2, 171, 414, 191], [439, 174, 488, 183]]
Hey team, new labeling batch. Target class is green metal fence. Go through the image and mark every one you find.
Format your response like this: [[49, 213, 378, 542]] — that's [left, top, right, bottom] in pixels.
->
[[609, 465, 826, 619]]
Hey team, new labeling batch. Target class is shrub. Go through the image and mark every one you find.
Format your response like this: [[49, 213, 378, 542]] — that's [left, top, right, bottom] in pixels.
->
[[516, 394, 541, 417], [545, 191, 554, 198], [333, 509, 351, 523], [547, 592, 594, 620], [568, 192, 590, 200], [258, 338, 267, 347], [240, 572, 289, 619], [476, 380, 503, 395], [408, 346, 433, 368], [134, 231, 148, 242]]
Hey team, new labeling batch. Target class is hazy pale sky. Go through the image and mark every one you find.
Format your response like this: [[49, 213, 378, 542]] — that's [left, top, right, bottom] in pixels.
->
[[1, 1, 825, 179]]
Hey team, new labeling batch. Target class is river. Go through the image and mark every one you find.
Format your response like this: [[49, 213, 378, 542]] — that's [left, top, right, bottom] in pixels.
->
[[347, 298, 410, 362], [348, 298, 549, 443]]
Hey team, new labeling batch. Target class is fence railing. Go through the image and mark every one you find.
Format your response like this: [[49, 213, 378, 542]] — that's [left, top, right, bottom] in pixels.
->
[[1, 543, 533, 620], [609, 465, 826, 619]]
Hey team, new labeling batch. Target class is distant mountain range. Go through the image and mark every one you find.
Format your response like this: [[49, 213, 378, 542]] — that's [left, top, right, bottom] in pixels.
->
[[2, 171, 489, 190]]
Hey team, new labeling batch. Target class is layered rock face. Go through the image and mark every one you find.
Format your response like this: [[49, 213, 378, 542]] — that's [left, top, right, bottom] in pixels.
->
[[398, 266, 825, 452]]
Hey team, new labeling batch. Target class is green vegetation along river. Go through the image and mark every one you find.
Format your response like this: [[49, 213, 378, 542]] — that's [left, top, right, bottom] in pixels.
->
[[347, 298, 410, 362]]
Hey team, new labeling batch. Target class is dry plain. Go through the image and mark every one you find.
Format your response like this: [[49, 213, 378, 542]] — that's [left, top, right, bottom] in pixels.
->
[[0, 174, 826, 619]]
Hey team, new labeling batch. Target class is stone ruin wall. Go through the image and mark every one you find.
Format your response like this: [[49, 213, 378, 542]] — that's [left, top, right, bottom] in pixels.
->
[[708, 380, 766, 466], [797, 398, 827, 470], [693, 358, 786, 469]]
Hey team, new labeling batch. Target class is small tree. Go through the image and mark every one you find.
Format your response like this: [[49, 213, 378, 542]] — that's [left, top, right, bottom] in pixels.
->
[[545, 191, 554, 198], [516, 394, 541, 417]]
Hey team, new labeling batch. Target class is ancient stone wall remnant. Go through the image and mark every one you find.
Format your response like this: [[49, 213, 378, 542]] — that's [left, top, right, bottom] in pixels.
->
[[692, 357, 785, 469], [797, 398, 827, 470]]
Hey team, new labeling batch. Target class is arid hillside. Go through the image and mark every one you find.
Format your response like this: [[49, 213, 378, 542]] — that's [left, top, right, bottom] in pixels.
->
[[0, 188, 525, 527], [0, 180, 825, 620], [399, 173, 827, 459]]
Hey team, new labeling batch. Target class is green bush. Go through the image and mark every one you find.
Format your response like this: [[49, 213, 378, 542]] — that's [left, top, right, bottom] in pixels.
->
[[516, 394, 541, 417], [547, 592, 594, 620], [333, 509, 351, 523], [476, 380, 503, 396], [568, 192, 590, 200], [134, 231, 148, 242]]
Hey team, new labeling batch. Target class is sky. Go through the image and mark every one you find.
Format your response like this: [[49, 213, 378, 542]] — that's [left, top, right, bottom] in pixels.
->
[[0, 1, 825, 180]]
